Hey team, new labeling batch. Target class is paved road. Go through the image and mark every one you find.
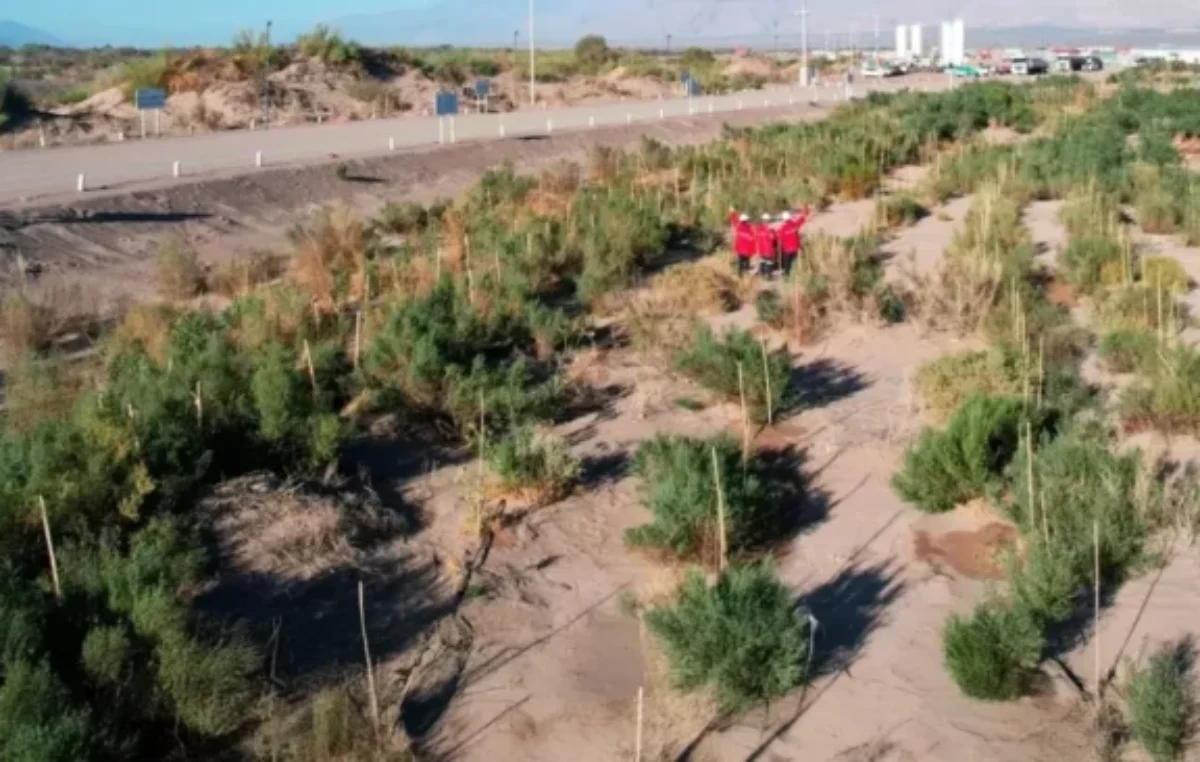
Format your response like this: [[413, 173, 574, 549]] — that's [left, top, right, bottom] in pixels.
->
[[0, 78, 938, 206]]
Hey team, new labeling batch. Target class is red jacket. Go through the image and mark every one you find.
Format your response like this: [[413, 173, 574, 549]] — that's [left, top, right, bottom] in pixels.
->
[[778, 209, 811, 254], [730, 212, 755, 258], [752, 223, 777, 259]]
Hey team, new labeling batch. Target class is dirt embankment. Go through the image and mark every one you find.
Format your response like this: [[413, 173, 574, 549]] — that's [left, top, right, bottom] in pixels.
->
[[2, 54, 801, 151], [0, 100, 835, 311]]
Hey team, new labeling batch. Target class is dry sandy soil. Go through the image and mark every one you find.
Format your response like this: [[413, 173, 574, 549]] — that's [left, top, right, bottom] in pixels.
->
[[7, 93, 1200, 760]]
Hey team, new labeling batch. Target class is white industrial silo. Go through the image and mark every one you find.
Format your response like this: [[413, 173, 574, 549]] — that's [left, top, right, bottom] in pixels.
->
[[910, 24, 923, 58], [895, 25, 908, 58], [940, 21, 952, 66], [952, 18, 965, 65]]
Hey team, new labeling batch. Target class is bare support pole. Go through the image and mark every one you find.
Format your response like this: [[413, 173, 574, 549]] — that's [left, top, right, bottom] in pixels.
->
[[358, 581, 382, 733], [39, 496, 62, 602]]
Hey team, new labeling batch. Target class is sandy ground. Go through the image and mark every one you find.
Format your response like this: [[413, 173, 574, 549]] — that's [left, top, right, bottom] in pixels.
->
[[374, 190, 1200, 760]]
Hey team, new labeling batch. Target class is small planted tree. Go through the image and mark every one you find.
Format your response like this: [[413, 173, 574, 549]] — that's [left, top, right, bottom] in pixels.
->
[[943, 600, 1043, 701], [674, 324, 790, 424], [486, 425, 580, 505], [1126, 638, 1196, 762], [573, 34, 612, 74], [892, 395, 1029, 513], [646, 562, 810, 712], [625, 434, 795, 561]]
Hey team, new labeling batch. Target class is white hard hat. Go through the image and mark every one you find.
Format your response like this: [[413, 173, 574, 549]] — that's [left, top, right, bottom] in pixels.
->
[[780, 210, 793, 220], [739, 213, 750, 222], [761, 213, 771, 221]]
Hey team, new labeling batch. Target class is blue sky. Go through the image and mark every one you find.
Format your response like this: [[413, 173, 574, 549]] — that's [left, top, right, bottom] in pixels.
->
[[13, 0, 441, 46]]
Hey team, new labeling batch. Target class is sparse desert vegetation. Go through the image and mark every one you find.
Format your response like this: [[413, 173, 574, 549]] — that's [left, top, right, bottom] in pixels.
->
[[4, 71, 1200, 761]]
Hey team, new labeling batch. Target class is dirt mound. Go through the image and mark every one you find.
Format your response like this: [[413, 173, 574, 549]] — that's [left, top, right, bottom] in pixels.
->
[[723, 56, 776, 80], [201, 471, 404, 582], [912, 500, 1020, 580]]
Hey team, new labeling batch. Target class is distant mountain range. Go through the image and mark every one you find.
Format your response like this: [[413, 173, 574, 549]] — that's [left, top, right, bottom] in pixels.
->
[[0, 21, 66, 47]]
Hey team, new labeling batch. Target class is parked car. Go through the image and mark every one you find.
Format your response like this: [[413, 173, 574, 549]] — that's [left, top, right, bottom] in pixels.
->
[[861, 60, 898, 78], [1011, 57, 1030, 75], [1081, 55, 1103, 71], [993, 60, 1013, 75], [1028, 57, 1050, 74], [948, 64, 987, 78]]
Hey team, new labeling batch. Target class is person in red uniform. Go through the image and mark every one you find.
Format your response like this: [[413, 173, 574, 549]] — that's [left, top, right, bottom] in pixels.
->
[[776, 206, 812, 277], [729, 209, 755, 276], [753, 213, 778, 278]]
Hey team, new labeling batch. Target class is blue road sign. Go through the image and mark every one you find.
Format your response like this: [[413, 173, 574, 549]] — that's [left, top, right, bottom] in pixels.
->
[[435, 91, 459, 116], [474, 79, 491, 99], [683, 76, 701, 96], [134, 87, 166, 110]]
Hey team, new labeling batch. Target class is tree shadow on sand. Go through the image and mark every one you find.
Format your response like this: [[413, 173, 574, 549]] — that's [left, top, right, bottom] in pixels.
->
[[788, 356, 869, 411]]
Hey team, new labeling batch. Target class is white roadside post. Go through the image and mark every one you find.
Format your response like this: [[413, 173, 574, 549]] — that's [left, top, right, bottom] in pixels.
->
[[255, 150, 263, 168], [589, 115, 595, 128], [546, 118, 553, 133], [659, 108, 664, 120], [499, 117, 506, 137], [76, 174, 86, 192], [172, 161, 181, 178], [627, 112, 632, 124], [438, 117, 445, 144], [450, 117, 457, 143], [388, 136, 395, 151]]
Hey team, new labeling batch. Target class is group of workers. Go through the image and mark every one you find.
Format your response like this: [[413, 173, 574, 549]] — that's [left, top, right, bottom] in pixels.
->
[[729, 207, 812, 277]]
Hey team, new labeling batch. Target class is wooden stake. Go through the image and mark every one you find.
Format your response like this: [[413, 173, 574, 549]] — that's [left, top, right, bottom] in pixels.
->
[[39, 497, 61, 603], [634, 685, 645, 762], [358, 581, 381, 734], [1093, 519, 1102, 694], [1026, 421, 1036, 531], [193, 382, 203, 429], [760, 339, 774, 426], [737, 362, 750, 461], [711, 445, 728, 572], [353, 310, 362, 370], [1040, 490, 1050, 544], [302, 340, 317, 401], [1037, 336, 1045, 410], [793, 266, 802, 341]]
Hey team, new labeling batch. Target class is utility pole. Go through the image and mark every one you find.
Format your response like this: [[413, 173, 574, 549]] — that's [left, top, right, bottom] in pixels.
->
[[528, 0, 536, 105], [796, 0, 809, 86], [666, 33, 673, 53], [261, 20, 273, 125], [513, 29, 519, 60], [873, 14, 880, 56]]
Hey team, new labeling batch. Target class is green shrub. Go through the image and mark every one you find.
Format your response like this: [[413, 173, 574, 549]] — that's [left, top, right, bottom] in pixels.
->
[[1126, 638, 1196, 762], [1119, 345, 1200, 435], [1098, 329, 1160, 374], [673, 324, 790, 424], [1061, 234, 1124, 293], [755, 290, 784, 326], [573, 35, 612, 74], [646, 562, 810, 712], [892, 395, 1029, 513], [486, 425, 580, 505], [625, 434, 793, 561], [1008, 430, 1150, 582], [1141, 255, 1190, 295], [0, 659, 93, 761], [943, 600, 1043, 700], [916, 349, 1031, 421], [873, 192, 928, 228]]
